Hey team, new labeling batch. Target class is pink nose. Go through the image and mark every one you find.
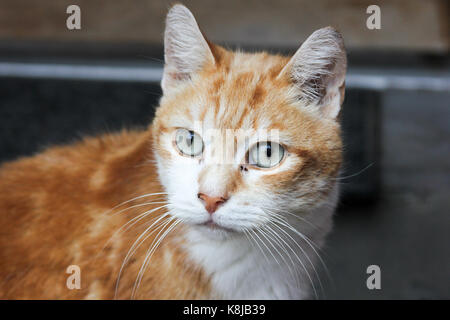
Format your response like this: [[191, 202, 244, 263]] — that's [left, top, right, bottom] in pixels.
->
[[197, 193, 228, 214]]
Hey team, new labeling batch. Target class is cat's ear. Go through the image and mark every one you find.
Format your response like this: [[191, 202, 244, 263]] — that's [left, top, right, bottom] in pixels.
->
[[161, 4, 215, 93], [278, 27, 347, 119]]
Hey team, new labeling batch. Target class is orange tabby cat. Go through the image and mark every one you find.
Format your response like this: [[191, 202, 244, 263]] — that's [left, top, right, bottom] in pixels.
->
[[0, 4, 346, 299]]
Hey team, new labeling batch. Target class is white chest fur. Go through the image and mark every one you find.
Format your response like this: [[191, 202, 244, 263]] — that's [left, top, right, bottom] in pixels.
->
[[185, 226, 317, 300]]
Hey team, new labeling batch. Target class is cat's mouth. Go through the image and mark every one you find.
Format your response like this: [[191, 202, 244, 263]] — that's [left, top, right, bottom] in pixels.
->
[[200, 220, 235, 233]]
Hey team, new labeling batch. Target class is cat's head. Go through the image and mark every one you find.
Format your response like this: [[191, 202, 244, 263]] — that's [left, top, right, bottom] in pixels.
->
[[152, 5, 346, 240]]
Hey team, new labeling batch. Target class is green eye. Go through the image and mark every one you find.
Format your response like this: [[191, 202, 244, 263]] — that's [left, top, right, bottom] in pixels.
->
[[248, 141, 285, 168], [175, 128, 204, 157]]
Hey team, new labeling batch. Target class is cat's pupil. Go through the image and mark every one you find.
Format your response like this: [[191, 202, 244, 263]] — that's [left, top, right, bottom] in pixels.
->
[[266, 143, 272, 158], [186, 131, 194, 147]]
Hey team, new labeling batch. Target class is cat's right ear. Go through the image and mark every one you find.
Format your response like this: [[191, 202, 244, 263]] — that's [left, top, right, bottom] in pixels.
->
[[161, 4, 216, 93]]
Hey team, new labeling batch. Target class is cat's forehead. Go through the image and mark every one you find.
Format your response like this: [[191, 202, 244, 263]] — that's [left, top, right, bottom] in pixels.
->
[[195, 52, 295, 130], [157, 50, 315, 138]]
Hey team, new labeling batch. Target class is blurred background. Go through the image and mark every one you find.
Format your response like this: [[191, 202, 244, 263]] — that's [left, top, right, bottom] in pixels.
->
[[0, 0, 448, 299]]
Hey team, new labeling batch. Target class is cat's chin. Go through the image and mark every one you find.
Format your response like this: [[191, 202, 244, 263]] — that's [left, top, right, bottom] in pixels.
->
[[191, 221, 239, 240]]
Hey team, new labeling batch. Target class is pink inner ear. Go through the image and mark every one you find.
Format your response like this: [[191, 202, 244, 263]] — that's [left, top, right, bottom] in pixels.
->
[[318, 75, 346, 119], [320, 93, 342, 119]]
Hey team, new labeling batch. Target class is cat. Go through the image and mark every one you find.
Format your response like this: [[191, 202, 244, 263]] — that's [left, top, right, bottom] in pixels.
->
[[0, 4, 346, 299]]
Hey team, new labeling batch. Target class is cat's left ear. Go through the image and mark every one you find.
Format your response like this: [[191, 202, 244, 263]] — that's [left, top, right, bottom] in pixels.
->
[[161, 4, 216, 93], [278, 27, 347, 119]]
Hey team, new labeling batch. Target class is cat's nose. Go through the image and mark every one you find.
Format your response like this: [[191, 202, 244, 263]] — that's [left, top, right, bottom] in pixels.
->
[[197, 193, 228, 214]]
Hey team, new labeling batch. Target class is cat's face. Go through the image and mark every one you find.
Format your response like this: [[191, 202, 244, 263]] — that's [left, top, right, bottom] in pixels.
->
[[152, 5, 346, 239]]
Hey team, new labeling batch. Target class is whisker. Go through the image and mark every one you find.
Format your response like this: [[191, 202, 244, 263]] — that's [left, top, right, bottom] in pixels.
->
[[125, 217, 173, 265], [111, 200, 168, 216], [103, 192, 168, 216], [259, 205, 318, 230], [262, 224, 300, 288], [250, 228, 281, 267], [261, 216, 319, 299], [332, 163, 374, 181], [264, 208, 322, 251], [98, 204, 170, 262], [266, 213, 326, 296], [246, 229, 271, 267], [114, 213, 171, 298], [260, 225, 300, 290], [132, 218, 180, 299], [270, 214, 331, 283]]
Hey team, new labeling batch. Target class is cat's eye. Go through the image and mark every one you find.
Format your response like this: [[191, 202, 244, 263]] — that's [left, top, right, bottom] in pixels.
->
[[248, 141, 285, 168], [174, 128, 204, 157]]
